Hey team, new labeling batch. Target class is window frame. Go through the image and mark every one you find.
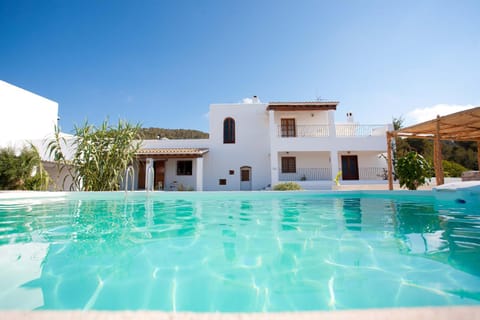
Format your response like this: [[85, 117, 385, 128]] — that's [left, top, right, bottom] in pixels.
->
[[176, 160, 193, 176], [281, 118, 296, 137], [223, 117, 236, 144]]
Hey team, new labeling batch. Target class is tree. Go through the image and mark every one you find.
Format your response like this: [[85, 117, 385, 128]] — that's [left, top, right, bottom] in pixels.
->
[[138, 127, 209, 139], [395, 151, 433, 190], [48, 120, 142, 191], [0, 146, 50, 190], [442, 160, 467, 177]]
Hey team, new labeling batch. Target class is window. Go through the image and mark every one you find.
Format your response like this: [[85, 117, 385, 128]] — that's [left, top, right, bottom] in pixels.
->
[[281, 118, 296, 137], [177, 160, 192, 175], [281, 157, 296, 173], [223, 117, 235, 143], [219, 179, 227, 185]]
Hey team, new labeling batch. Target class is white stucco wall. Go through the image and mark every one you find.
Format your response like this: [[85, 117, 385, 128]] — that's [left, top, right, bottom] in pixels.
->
[[0, 80, 58, 147], [273, 110, 330, 126], [278, 151, 330, 168], [204, 102, 271, 190]]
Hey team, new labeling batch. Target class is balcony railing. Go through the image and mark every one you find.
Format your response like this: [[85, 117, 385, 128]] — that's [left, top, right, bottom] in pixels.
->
[[336, 124, 388, 137], [279, 168, 332, 181], [277, 125, 330, 137], [279, 167, 387, 181], [358, 167, 388, 180], [276, 124, 388, 138]]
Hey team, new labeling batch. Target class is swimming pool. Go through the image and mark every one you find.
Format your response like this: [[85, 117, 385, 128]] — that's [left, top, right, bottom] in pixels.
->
[[0, 191, 479, 311]]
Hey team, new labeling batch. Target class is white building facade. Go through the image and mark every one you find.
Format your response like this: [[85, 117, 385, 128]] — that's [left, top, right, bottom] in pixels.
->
[[0, 80, 58, 148], [136, 99, 392, 191]]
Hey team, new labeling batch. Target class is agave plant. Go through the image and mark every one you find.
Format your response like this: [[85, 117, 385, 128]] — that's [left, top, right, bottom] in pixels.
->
[[48, 120, 142, 191]]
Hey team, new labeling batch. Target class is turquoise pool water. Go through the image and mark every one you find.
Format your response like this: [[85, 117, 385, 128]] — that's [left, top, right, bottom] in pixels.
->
[[0, 191, 479, 311]]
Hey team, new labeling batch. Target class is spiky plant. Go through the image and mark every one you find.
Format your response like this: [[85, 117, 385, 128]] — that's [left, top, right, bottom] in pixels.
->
[[48, 120, 142, 191]]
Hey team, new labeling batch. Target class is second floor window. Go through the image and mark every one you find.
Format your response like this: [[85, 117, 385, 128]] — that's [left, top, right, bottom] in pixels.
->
[[281, 118, 296, 137], [224, 117, 235, 143]]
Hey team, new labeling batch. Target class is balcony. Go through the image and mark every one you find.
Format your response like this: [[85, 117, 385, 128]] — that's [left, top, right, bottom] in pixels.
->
[[278, 167, 387, 181], [276, 124, 389, 138]]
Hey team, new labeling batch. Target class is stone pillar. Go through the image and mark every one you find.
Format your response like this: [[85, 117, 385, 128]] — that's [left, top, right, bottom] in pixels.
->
[[330, 150, 339, 181], [270, 151, 279, 187], [145, 158, 154, 191], [196, 157, 204, 191], [269, 110, 279, 188], [328, 110, 336, 138]]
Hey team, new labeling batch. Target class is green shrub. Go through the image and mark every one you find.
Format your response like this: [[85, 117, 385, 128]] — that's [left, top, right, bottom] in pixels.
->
[[442, 160, 467, 177], [273, 182, 303, 191], [395, 151, 433, 190], [0, 146, 49, 190]]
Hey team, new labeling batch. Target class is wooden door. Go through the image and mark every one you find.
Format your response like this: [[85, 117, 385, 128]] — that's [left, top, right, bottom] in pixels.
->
[[138, 161, 146, 189], [240, 166, 252, 191], [154, 161, 165, 190], [341, 155, 359, 180]]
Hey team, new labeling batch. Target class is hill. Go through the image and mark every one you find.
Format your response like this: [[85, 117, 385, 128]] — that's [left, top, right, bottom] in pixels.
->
[[139, 127, 209, 140]]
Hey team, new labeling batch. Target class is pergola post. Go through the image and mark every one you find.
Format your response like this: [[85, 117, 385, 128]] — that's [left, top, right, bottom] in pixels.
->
[[387, 132, 394, 190], [477, 140, 480, 170], [433, 116, 444, 186]]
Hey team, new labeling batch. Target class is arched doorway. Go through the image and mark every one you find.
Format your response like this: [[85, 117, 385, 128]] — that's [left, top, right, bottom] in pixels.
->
[[240, 166, 252, 191]]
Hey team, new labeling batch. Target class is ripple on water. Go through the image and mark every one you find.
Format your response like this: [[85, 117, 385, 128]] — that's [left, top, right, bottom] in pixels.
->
[[0, 192, 479, 311]]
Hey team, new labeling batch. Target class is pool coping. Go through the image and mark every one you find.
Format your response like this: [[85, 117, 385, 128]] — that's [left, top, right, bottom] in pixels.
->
[[2, 306, 480, 320]]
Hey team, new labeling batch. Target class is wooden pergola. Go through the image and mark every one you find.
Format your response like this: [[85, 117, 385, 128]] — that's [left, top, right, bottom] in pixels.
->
[[386, 107, 480, 190]]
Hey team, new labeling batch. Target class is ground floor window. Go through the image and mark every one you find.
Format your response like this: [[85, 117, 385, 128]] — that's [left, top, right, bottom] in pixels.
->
[[177, 160, 192, 175], [281, 157, 296, 173]]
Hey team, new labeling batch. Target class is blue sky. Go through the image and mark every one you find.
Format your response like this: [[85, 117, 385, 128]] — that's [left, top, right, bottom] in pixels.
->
[[1, 0, 479, 133]]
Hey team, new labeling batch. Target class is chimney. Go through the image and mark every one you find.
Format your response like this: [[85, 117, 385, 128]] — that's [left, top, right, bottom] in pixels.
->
[[252, 95, 259, 103], [346, 112, 354, 123]]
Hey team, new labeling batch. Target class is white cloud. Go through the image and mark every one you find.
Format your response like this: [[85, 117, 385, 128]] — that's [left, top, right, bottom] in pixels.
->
[[405, 104, 475, 124], [242, 97, 253, 104]]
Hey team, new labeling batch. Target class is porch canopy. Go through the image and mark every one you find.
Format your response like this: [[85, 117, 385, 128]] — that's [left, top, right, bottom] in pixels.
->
[[136, 148, 209, 159], [267, 101, 338, 111], [386, 106, 480, 190]]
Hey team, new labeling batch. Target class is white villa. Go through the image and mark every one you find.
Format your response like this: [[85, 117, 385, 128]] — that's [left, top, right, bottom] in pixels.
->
[[0, 80, 392, 191], [134, 96, 392, 191]]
